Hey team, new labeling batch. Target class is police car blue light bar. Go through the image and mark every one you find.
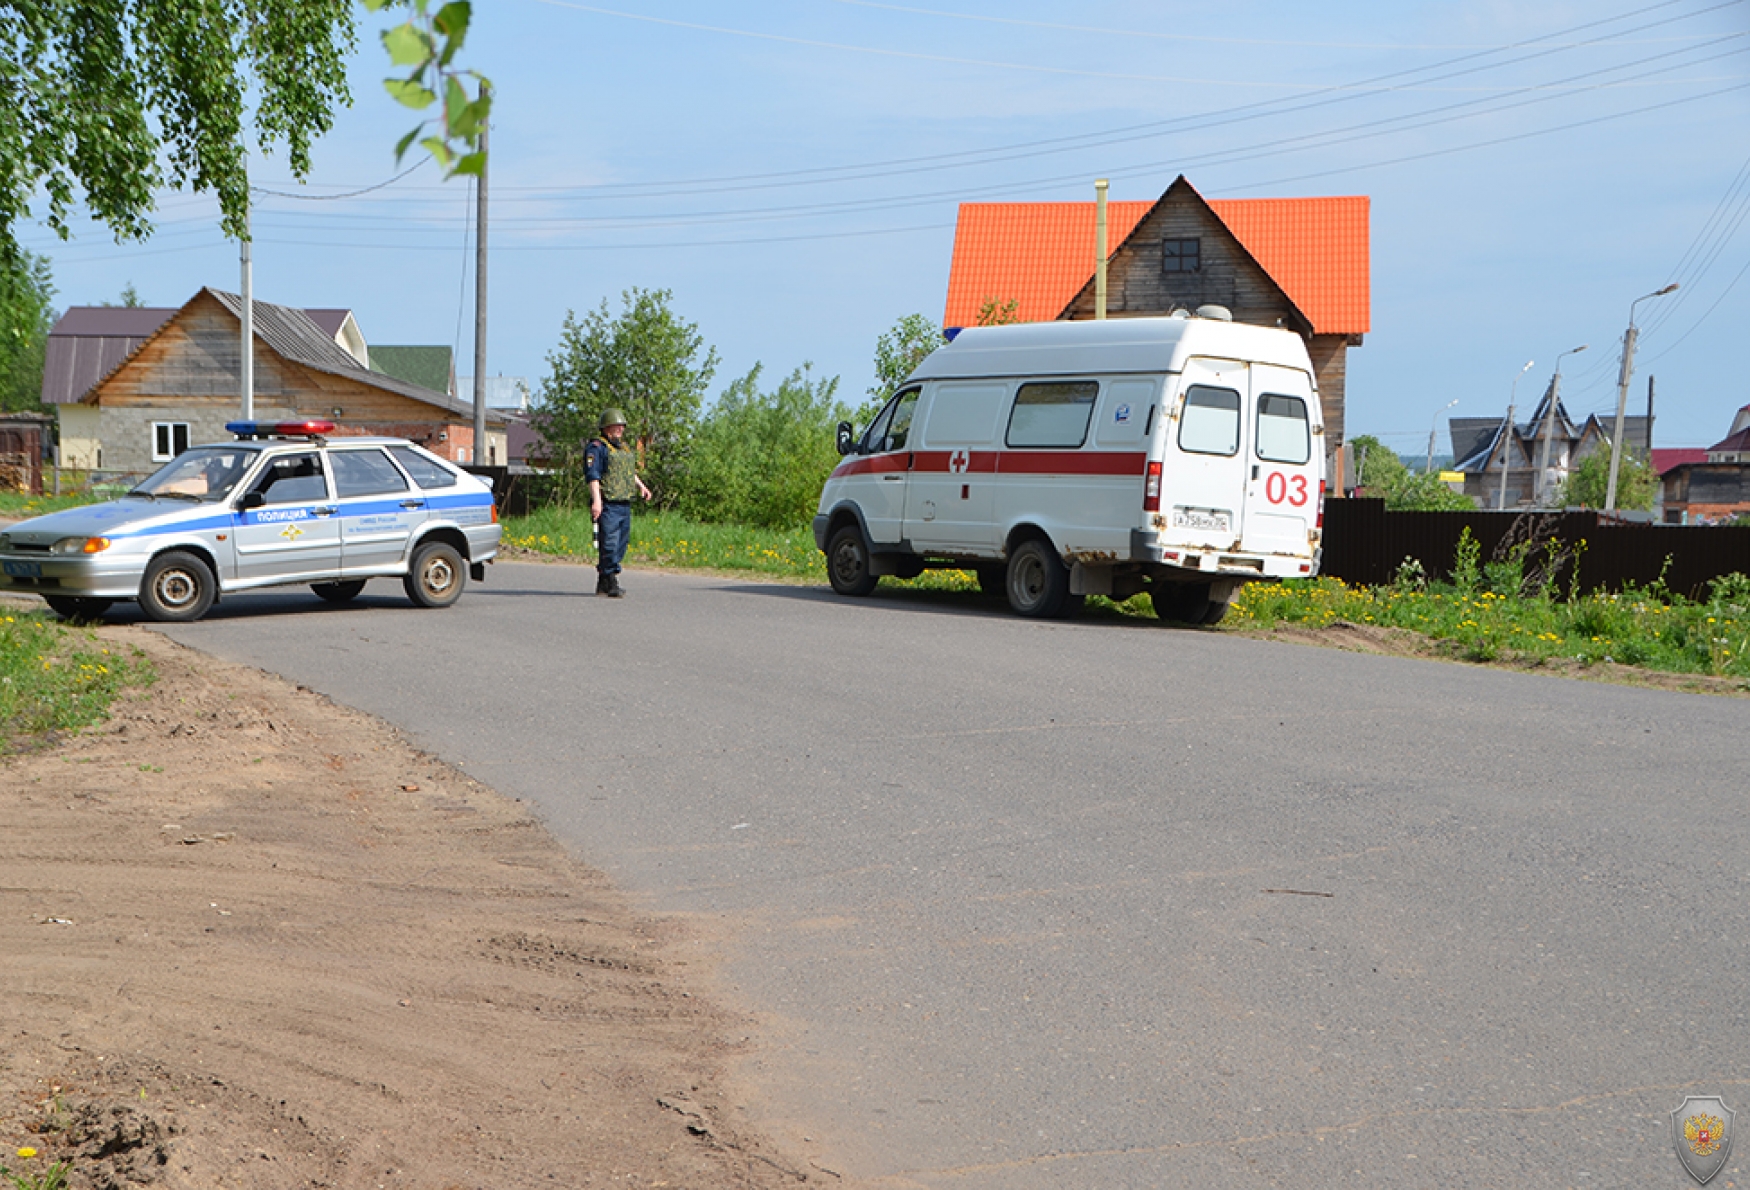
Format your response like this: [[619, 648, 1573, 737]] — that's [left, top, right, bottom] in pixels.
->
[[226, 420, 336, 438]]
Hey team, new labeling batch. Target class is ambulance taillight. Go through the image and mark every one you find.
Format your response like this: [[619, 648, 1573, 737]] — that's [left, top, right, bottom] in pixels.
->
[[1143, 461, 1163, 512]]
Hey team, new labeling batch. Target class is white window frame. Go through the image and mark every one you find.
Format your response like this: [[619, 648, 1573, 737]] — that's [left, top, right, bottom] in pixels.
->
[[151, 421, 190, 462]]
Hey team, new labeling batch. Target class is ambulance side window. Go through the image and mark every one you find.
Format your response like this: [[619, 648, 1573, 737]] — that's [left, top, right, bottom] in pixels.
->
[[863, 388, 920, 454], [1256, 394, 1311, 464], [1006, 381, 1098, 448], [1178, 385, 1241, 456]]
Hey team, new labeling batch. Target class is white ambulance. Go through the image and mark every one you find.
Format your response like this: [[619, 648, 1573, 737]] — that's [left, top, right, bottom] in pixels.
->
[[813, 309, 1325, 623]]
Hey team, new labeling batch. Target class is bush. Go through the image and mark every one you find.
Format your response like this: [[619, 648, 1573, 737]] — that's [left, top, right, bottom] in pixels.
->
[[676, 363, 850, 530]]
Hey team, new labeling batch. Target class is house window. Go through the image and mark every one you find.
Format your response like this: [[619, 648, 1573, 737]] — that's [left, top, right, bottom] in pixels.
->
[[152, 422, 190, 462], [1162, 238, 1200, 274]]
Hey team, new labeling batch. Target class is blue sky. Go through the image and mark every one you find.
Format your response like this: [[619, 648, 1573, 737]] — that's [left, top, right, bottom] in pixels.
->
[[22, 0, 1750, 455]]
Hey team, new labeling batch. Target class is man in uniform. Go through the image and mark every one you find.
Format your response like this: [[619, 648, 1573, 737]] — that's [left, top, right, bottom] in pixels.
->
[[584, 408, 651, 597]]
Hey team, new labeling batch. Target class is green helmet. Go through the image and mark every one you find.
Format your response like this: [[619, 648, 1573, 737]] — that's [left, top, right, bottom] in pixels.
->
[[598, 407, 629, 430]]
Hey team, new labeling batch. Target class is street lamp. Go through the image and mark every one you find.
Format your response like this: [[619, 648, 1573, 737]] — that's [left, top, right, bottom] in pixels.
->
[[1605, 283, 1679, 512], [1536, 344, 1588, 506], [1426, 398, 1458, 474], [1498, 359, 1534, 510]]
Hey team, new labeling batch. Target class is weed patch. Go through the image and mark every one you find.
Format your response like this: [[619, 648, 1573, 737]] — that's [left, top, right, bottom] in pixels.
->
[[0, 611, 154, 752]]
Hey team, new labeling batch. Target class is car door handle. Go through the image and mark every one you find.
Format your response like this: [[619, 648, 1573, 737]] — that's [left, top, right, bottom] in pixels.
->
[[882, 473, 904, 481], [312, 506, 337, 516], [400, 499, 425, 509]]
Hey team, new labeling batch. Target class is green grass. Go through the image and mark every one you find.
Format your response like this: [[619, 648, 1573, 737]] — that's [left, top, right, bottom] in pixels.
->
[[0, 608, 155, 752], [0, 491, 98, 519], [1229, 572, 1750, 681]]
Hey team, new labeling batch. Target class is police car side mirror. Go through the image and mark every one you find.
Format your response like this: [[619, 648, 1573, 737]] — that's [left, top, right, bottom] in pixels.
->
[[238, 491, 264, 511], [836, 421, 856, 456]]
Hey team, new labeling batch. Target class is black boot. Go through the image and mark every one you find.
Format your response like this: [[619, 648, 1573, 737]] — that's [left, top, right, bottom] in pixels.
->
[[604, 576, 625, 598]]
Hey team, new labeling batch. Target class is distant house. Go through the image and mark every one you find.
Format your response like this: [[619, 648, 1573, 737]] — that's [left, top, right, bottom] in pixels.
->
[[46, 288, 504, 473], [1450, 385, 1649, 509], [1661, 404, 1750, 524], [942, 174, 1370, 450]]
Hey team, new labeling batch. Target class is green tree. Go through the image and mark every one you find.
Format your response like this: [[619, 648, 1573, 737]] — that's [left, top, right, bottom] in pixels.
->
[[1350, 434, 1475, 511], [863, 312, 943, 423], [365, 0, 491, 176], [102, 283, 145, 308], [534, 288, 718, 506], [679, 363, 850, 529], [0, 250, 55, 413], [1554, 449, 1656, 511], [976, 297, 1022, 326], [0, 0, 485, 281]]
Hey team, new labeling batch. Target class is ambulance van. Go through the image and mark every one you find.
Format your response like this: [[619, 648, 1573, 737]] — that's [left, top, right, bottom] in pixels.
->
[[812, 309, 1325, 623]]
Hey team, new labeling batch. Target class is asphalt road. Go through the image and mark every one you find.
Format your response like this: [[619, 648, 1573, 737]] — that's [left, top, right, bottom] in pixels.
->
[[153, 560, 1747, 1189]]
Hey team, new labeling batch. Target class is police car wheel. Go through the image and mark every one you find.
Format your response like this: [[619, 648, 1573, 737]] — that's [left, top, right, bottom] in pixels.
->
[[311, 580, 368, 604], [1006, 539, 1073, 618], [827, 526, 879, 597], [43, 596, 113, 621], [140, 551, 216, 623], [404, 541, 465, 608], [1150, 582, 1211, 625]]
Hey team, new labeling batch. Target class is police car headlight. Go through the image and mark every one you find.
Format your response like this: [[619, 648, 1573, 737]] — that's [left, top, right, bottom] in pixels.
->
[[51, 536, 110, 555]]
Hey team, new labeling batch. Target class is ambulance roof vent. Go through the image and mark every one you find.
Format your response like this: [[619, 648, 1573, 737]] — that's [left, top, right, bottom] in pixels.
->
[[1195, 304, 1233, 322], [1167, 307, 1193, 319]]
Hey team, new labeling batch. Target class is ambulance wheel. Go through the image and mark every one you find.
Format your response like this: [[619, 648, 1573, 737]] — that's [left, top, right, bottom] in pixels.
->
[[1202, 599, 1231, 626], [404, 541, 465, 608], [312, 580, 367, 604], [1150, 582, 1211, 625], [827, 525, 878, 597], [140, 551, 216, 623], [975, 564, 1007, 597], [43, 596, 113, 621], [1006, 538, 1074, 618]]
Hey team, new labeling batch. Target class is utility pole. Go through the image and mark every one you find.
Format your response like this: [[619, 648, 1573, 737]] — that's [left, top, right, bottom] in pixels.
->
[[1606, 284, 1677, 511], [1645, 374, 1655, 460], [1427, 397, 1458, 474], [1499, 360, 1534, 511], [1536, 344, 1587, 506], [1094, 178, 1108, 321], [240, 199, 253, 421], [471, 92, 490, 466]]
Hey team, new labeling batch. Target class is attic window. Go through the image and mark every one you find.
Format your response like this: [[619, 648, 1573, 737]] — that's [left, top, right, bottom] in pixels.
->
[[1162, 238, 1200, 274]]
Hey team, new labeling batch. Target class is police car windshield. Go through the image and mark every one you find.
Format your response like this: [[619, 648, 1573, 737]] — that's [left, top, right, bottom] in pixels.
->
[[134, 447, 257, 502]]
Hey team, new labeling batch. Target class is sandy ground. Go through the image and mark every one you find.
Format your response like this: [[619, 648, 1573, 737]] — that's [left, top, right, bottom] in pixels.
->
[[0, 617, 831, 1190], [3, 585, 1741, 1190]]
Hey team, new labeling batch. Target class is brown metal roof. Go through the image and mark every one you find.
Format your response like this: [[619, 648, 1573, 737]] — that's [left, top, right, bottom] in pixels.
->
[[204, 290, 498, 423], [44, 291, 499, 425]]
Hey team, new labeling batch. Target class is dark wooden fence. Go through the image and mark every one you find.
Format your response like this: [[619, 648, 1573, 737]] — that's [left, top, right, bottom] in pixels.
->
[[1321, 499, 1750, 599]]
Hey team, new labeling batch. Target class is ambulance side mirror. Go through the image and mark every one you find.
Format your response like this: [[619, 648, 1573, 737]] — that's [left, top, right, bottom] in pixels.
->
[[836, 421, 857, 456]]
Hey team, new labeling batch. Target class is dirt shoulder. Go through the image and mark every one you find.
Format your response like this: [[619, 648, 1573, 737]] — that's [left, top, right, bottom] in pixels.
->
[[0, 621, 825, 1189]]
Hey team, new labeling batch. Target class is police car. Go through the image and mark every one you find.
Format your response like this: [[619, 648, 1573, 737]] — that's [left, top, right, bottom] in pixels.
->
[[0, 421, 501, 622]]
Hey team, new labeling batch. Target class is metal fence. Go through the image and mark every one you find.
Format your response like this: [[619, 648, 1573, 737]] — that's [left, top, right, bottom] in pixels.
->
[[1321, 499, 1750, 599]]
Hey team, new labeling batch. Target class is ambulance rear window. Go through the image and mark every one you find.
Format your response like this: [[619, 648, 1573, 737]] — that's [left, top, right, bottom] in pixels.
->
[[1179, 385, 1240, 456], [1256, 394, 1310, 464], [1006, 381, 1097, 448]]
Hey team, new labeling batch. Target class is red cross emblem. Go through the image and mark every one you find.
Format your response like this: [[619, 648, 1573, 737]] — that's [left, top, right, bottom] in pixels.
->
[[949, 449, 970, 474]]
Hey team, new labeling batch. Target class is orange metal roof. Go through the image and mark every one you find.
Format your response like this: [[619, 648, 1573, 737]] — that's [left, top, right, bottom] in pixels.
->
[[943, 189, 1369, 336]]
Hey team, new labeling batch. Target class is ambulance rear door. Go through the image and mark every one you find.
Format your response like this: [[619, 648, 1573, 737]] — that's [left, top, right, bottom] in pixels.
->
[[1155, 357, 1251, 551], [1238, 364, 1321, 564]]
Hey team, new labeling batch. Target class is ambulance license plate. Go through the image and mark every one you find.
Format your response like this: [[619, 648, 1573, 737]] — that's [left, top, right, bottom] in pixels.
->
[[1172, 507, 1231, 533], [3, 560, 41, 578]]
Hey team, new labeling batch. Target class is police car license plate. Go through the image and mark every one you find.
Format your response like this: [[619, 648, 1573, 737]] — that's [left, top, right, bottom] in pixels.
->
[[1172, 507, 1231, 533], [3, 560, 41, 578]]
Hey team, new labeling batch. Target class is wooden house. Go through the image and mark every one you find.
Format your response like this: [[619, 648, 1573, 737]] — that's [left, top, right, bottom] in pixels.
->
[[1661, 404, 1750, 523], [50, 289, 503, 474], [1451, 382, 1649, 508], [942, 175, 1370, 450]]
